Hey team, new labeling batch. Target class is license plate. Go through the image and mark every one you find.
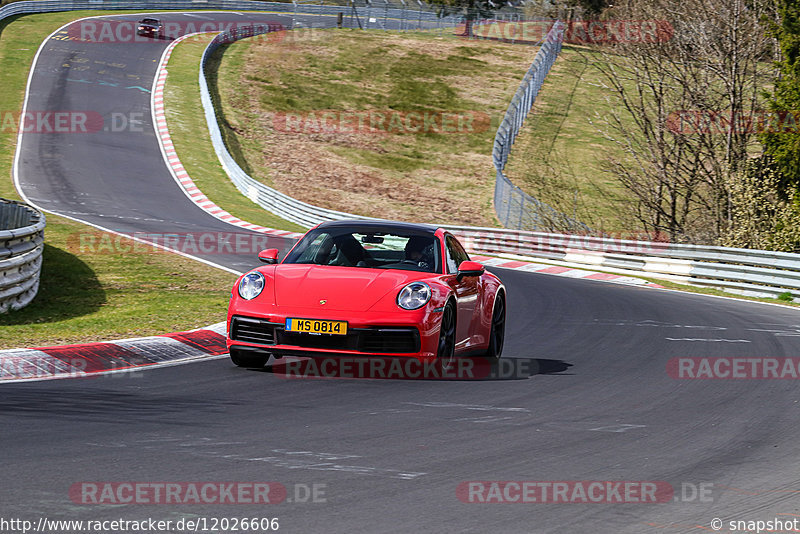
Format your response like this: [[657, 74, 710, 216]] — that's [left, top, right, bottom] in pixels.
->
[[285, 318, 348, 335]]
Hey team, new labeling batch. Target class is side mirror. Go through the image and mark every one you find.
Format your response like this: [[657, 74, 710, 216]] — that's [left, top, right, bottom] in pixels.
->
[[258, 248, 280, 264], [457, 260, 485, 280]]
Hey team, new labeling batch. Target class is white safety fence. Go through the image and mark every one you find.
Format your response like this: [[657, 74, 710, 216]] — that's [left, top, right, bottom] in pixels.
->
[[491, 21, 590, 234]]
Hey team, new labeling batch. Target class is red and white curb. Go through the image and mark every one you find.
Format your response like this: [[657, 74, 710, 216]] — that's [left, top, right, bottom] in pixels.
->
[[3, 19, 668, 386], [0, 259, 657, 383], [0, 252, 659, 383], [0, 322, 229, 383], [471, 255, 664, 288], [1, 32, 662, 383], [151, 33, 303, 241]]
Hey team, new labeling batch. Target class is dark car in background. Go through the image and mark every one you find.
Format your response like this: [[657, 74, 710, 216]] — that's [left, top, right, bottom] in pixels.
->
[[136, 18, 163, 38]]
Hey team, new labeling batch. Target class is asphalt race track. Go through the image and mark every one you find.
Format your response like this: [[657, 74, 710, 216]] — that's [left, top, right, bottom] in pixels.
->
[[15, 12, 316, 272], [6, 11, 800, 534]]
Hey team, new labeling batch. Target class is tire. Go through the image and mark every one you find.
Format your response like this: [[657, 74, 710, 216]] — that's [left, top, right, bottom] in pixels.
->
[[437, 301, 457, 370], [230, 349, 268, 369], [485, 292, 505, 360]]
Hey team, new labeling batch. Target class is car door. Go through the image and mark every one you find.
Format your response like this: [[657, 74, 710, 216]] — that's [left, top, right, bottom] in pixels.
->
[[444, 234, 481, 349]]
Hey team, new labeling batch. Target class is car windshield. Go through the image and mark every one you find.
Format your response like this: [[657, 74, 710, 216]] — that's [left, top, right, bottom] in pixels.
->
[[141, 19, 160, 25], [283, 227, 441, 273]]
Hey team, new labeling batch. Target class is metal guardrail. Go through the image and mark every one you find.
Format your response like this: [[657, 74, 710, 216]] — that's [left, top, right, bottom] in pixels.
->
[[443, 225, 800, 300], [0, 0, 460, 29], [0, 199, 45, 313], [8, 1, 800, 303], [196, 24, 800, 301], [199, 26, 377, 228]]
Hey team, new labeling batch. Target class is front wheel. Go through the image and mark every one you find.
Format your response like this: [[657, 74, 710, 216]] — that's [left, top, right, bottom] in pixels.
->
[[437, 301, 457, 370], [485, 292, 505, 360], [230, 349, 268, 369]]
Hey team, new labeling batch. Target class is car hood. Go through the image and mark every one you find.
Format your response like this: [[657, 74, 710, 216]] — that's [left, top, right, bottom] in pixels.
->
[[272, 265, 419, 311]]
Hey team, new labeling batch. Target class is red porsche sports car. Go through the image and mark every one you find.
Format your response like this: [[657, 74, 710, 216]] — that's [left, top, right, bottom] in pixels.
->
[[226, 220, 506, 369]]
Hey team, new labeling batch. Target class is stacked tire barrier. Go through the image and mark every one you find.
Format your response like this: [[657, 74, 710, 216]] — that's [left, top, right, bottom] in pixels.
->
[[0, 199, 45, 313]]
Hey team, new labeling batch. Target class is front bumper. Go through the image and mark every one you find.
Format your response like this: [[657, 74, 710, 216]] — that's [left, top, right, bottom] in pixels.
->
[[227, 313, 439, 362]]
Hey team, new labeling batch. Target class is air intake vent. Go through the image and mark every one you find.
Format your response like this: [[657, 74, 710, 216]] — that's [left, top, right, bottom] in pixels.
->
[[230, 317, 276, 345]]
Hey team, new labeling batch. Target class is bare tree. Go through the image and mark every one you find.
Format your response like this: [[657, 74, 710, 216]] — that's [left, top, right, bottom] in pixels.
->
[[591, 0, 774, 242], [524, 1, 608, 22]]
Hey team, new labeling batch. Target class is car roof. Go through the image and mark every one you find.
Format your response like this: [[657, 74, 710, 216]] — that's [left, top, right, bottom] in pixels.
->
[[315, 219, 440, 235]]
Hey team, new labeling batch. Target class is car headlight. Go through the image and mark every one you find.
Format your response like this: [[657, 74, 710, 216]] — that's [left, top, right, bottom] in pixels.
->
[[238, 272, 265, 300], [397, 282, 431, 310]]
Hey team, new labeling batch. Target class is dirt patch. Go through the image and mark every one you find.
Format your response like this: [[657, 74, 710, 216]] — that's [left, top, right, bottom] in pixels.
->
[[218, 29, 538, 226]]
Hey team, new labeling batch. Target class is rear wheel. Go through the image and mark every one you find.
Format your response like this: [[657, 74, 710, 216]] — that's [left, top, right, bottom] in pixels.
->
[[437, 301, 457, 370], [230, 349, 268, 369], [485, 292, 505, 360]]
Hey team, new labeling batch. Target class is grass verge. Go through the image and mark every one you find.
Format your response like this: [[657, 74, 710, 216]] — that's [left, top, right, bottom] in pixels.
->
[[1, 11, 796, 350], [167, 27, 800, 310], [503, 46, 637, 233], [0, 223, 236, 349], [162, 34, 307, 234], [211, 28, 541, 227], [0, 12, 241, 349]]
